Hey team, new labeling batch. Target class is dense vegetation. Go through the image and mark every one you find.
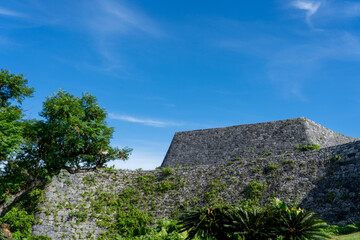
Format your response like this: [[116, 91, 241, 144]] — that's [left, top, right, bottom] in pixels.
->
[[0, 68, 130, 238]]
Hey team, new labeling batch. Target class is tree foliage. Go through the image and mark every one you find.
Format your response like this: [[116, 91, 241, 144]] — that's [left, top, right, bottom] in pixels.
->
[[10, 89, 132, 179], [0, 69, 34, 108], [0, 68, 131, 217], [0, 69, 34, 163], [35, 89, 131, 174]]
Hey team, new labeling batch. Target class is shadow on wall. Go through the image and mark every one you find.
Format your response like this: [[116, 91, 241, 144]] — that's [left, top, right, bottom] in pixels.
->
[[300, 141, 360, 225]]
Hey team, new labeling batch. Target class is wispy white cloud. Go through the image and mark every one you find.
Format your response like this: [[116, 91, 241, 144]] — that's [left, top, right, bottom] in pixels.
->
[[0, 6, 23, 17], [292, 0, 321, 16], [85, 0, 164, 71], [109, 113, 181, 127], [0, 0, 164, 73], [291, 0, 321, 26], [83, 0, 164, 65], [290, 1, 360, 26], [93, 0, 163, 37]]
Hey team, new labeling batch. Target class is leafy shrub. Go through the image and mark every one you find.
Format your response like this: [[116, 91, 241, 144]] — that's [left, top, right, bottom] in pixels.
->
[[243, 181, 267, 201], [68, 210, 88, 224], [295, 143, 321, 151], [134, 219, 187, 240], [0, 207, 34, 240], [204, 180, 226, 204], [264, 163, 279, 174], [281, 159, 294, 165], [157, 180, 178, 193], [160, 167, 174, 177], [325, 223, 360, 236], [114, 206, 153, 237], [338, 224, 358, 235]]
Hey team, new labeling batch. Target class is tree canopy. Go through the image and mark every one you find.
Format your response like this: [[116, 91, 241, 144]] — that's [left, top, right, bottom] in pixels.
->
[[0, 68, 131, 215], [37, 89, 131, 173], [0, 69, 34, 164]]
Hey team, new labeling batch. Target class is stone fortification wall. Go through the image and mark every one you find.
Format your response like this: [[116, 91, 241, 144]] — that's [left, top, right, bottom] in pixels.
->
[[161, 117, 358, 167], [33, 140, 360, 239]]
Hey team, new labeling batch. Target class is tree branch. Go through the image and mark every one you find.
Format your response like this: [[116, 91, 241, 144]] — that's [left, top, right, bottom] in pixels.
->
[[0, 179, 44, 216]]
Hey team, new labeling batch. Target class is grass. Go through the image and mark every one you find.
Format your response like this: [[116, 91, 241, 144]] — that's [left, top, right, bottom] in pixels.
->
[[332, 232, 360, 239]]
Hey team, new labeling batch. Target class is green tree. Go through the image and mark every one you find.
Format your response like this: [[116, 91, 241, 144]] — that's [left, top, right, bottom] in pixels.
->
[[0, 69, 35, 215], [0, 77, 131, 216], [38, 89, 131, 174], [0, 69, 34, 165]]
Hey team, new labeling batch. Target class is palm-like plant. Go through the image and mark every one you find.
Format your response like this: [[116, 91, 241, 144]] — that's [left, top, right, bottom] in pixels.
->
[[177, 199, 330, 240], [177, 205, 233, 240], [225, 207, 275, 240], [275, 207, 330, 240]]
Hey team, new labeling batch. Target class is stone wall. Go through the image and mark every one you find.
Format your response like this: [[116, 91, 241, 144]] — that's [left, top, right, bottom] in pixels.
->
[[161, 117, 358, 167], [33, 140, 360, 239]]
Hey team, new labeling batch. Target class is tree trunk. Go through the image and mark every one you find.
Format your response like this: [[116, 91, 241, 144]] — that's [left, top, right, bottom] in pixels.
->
[[0, 179, 43, 216]]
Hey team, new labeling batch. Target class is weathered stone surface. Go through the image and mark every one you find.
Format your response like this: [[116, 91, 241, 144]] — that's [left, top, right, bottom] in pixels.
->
[[162, 117, 358, 167], [32, 118, 360, 239]]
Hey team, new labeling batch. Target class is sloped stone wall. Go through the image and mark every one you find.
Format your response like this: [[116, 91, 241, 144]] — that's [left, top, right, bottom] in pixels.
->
[[33, 140, 360, 239], [161, 117, 358, 167]]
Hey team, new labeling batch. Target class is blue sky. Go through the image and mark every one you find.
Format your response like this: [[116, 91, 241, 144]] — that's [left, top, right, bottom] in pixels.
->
[[1, 0, 360, 170]]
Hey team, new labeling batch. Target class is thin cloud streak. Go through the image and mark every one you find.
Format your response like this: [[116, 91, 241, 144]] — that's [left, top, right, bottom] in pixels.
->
[[0, 0, 164, 73], [95, 0, 163, 37], [292, 0, 321, 16], [86, 0, 164, 64], [109, 113, 182, 128], [86, 0, 164, 38], [291, 0, 321, 26], [288, 0, 360, 28], [0, 6, 23, 17]]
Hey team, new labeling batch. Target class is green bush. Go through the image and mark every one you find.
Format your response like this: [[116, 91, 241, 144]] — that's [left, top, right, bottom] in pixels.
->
[[111, 206, 153, 238], [338, 224, 359, 235], [325, 223, 360, 236], [157, 180, 178, 193], [160, 167, 174, 177], [295, 143, 321, 151], [134, 219, 187, 240], [0, 207, 33, 240], [243, 181, 267, 201]]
